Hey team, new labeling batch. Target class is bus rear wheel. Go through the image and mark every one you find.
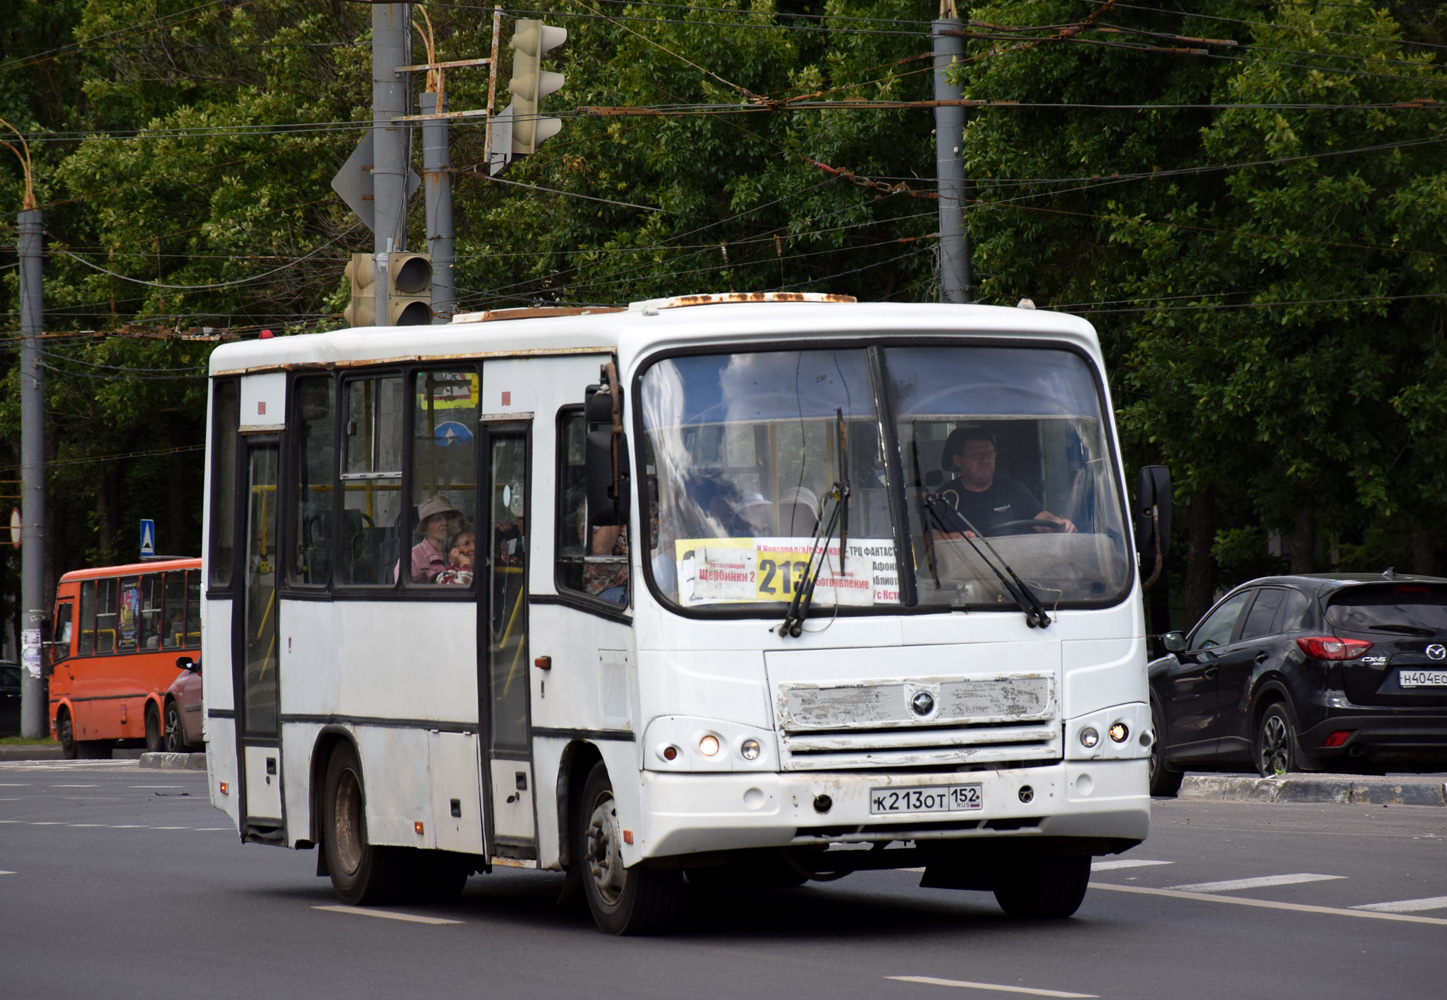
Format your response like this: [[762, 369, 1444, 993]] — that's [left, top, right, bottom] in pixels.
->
[[577, 761, 682, 935], [993, 855, 1092, 919], [145, 705, 163, 752], [322, 742, 409, 905]]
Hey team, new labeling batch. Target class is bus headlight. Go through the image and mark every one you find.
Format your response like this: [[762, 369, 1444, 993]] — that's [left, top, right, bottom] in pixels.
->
[[740, 739, 761, 760], [1108, 723, 1129, 743], [698, 735, 720, 757], [1079, 727, 1100, 749]]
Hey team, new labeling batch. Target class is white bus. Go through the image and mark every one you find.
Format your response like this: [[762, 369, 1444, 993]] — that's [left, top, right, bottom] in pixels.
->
[[202, 293, 1167, 934]]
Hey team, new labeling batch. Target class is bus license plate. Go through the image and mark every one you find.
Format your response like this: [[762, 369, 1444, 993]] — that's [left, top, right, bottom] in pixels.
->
[[1400, 669, 1447, 688], [869, 784, 983, 815]]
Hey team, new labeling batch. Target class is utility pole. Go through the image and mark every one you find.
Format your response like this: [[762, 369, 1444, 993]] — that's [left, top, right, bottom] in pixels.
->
[[373, 3, 411, 326], [933, 2, 972, 303], [12, 131, 46, 737]]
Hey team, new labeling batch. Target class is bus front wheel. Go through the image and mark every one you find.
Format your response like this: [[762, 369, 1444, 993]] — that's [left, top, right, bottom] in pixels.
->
[[57, 711, 77, 760], [576, 761, 682, 935], [993, 855, 1091, 919], [322, 743, 409, 905], [145, 704, 163, 752]]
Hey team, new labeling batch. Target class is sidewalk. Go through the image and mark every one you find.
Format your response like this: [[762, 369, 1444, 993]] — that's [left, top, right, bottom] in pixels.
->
[[0, 745, 180, 764], [1179, 772, 1447, 806]]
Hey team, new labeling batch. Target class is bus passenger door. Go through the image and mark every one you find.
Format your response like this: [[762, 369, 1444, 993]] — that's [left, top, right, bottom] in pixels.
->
[[235, 439, 284, 838], [479, 423, 535, 857]]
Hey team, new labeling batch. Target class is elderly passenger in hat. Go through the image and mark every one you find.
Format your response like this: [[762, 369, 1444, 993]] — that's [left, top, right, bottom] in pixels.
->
[[411, 496, 461, 583]]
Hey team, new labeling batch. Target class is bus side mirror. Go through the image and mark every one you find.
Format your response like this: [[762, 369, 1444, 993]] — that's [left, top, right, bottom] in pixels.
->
[[1136, 465, 1172, 559], [584, 365, 630, 529]]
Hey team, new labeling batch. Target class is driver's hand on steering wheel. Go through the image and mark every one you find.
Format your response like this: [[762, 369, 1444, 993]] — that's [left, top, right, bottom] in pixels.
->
[[1039, 513, 1077, 533]]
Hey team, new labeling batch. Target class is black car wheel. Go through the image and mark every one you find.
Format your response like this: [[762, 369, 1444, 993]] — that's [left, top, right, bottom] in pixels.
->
[[1254, 702, 1315, 777], [1148, 699, 1184, 797], [163, 700, 187, 752]]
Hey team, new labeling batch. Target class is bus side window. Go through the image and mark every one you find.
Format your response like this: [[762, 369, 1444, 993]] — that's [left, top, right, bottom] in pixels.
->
[[210, 379, 240, 589], [52, 603, 74, 662], [407, 369, 478, 588], [162, 572, 185, 649], [79, 580, 96, 655], [338, 375, 404, 586], [94, 578, 117, 655], [290, 376, 335, 587], [185, 570, 201, 649], [555, 409, 588, 592], [117, 576, 140, 653], [139, 575, 162, 650]]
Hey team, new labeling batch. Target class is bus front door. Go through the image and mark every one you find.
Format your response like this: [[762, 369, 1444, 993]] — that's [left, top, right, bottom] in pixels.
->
[[480, 423, 535, 858], [236, 439, 283, 839]]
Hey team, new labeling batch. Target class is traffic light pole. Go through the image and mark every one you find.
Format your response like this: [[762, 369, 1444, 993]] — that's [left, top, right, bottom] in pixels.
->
[[933, 13, 972, 304], [18, 206, 46, 738], [373, 3, 410, 326], [420, 90, 455, 325]]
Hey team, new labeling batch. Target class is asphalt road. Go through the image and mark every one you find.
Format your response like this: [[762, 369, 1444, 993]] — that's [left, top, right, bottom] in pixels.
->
[[2, 761, 1443, 1000]]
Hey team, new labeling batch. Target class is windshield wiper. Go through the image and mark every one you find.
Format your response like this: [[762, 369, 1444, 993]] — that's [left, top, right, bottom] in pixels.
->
[[778, 481, 848, 637], [1363, 623, 1438, 636], [920, 493, 1052, 629]]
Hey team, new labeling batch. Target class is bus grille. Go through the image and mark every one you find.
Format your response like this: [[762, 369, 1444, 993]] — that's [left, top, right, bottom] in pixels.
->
[[775, 674, 1060, 770]]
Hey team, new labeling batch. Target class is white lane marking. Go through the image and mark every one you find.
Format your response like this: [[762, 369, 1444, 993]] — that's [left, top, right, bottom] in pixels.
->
[[0, 782, 31, 786], [109, 824, 145, 828], [887, 976, 1097, 997], [130, 785, 183, 789], [1092, 882, 1447, 927], [1169, 873, 1343, 893], [0, 819, 18, 823], [50, 784, 97, 788], [151, 826, 188, 830], [1354, 896, 1447, 913], [313, 905, 463, 926], [30, 821, 62, 826], [67, 823, 105, 828], [0, 870, 14, 875], [195, 827, 231, 831], [1092, 859, 1174, 872]]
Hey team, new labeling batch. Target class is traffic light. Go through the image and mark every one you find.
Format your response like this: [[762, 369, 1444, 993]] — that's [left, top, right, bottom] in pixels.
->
[[387, 252, 433, 326], [509, 19, 566, 155], [344, 252, 375, 327]]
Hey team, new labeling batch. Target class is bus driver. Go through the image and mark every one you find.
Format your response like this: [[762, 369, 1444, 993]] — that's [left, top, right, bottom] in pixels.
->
[[938, 426, 1076, 537]]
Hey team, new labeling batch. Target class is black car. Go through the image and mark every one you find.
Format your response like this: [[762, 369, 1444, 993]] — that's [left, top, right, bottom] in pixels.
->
[[1148, 573, 1447, 795], [1, 660, 21, 737]]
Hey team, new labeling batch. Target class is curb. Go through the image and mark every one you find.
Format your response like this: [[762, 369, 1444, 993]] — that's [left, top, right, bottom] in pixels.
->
[[0, 745, 63, 761], [1180, 773, 1447, 807], [138, 751, 207, 770]]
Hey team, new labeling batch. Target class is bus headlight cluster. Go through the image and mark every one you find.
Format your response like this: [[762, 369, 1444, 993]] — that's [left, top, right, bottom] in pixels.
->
[[1108, 723, 1129, 743], [699, 735, 720, 757], [1079, 726, 1100, 749], [740, 739, 761, 760]]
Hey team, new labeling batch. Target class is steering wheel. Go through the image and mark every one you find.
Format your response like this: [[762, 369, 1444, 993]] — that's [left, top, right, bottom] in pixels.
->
[[989, 518, 1067, 535]]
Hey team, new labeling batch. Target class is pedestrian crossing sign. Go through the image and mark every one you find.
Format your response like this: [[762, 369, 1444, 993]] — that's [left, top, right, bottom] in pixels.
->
[[140, 518, 155, 557]]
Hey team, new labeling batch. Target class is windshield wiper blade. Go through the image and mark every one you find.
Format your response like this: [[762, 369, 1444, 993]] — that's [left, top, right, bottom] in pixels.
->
[[778, 482, 847, 637], [1364, 623, 1438, 636], [921, 494, 1052, 629]]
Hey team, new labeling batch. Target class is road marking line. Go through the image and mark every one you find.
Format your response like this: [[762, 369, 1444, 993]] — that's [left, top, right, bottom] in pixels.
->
[[1168, 873, 1343, 893], [312, 905, 463, 926], [1092, 859, 1174, 872], [194, 827, 231, 831], [67, 823, 104, 828], [0, 783, 31, 786], [1354, 896, 1447, 913], [50, 784, 97, 788], [30, 821, 62, 825], [0, 820, 18, 824], [887, 976, 1097, 997], [109, 824, 145, 828], [1091, 882, 1447, 927], [151, 826, 188, 830], [130, 785, 183, 789], [0, 870, 14, 875]]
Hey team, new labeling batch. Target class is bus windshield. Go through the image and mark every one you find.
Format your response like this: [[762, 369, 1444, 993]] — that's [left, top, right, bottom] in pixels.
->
[[639, 343, 1130, 613]]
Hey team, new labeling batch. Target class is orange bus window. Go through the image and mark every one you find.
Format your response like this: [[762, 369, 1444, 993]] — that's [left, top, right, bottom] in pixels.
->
[[185, 571, 201, 650], [117, 576, 140, 652], [80, 580, 96, 655], [139, 575, 162, 651], [94, 579, 117, 655], [162, 572, 185, 650]]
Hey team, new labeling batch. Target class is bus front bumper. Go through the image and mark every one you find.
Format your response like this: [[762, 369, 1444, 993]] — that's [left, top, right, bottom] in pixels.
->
[[637, 759, 1149, 860]]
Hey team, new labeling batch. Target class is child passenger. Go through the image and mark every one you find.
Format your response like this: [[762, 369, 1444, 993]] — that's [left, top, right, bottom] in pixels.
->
[[433, 523, 476, 586]]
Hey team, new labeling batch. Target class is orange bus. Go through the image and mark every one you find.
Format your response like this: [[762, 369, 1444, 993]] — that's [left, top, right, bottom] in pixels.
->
[[47, 558, 202, 758]]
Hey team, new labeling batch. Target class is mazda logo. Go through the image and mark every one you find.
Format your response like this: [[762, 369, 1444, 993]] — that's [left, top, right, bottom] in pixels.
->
[[1427, 644, 1446, 661], [910, 691, 936, 716]]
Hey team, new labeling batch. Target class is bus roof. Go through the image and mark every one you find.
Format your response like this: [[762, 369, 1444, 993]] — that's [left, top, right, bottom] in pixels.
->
[[209, 298, 1100, 376], [58, 558, 201, 583]]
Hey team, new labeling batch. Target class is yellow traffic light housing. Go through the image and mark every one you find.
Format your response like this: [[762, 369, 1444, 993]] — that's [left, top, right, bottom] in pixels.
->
[[344, 252, 375, 327]]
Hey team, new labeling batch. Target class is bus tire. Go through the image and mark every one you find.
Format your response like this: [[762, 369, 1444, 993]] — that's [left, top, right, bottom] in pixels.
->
[[322, 742, 408, 906], [993, 855, 1091, 919], [577, 760, 682, 935], [163, 700, 188, 752], [145, 704, 163, 752], [57, 711, 78, 760]]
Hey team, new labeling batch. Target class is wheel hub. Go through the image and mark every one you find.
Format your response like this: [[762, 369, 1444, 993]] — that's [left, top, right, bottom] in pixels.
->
[[334, 769, 364, 876], [584, 796, 626, 905], [1261, 715, 1289, 775]]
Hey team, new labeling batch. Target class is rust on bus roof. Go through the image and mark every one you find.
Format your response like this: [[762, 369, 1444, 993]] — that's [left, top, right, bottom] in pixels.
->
[[654, 292, 857, 309], [451, 305, 627, 324]]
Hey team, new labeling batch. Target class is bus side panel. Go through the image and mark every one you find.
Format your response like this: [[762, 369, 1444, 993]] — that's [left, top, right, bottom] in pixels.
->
[[1062, 632, 1147, 719], [203, 597, 238, 824], [357, 726, 434, 848], [529, 606, 635, 735], [533, 735, 567, 869]]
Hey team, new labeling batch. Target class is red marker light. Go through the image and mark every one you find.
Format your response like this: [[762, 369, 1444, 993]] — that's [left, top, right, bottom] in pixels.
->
[[259, 328, 274, 339], [1296, 636, 1373, 660], [1323, 731, 1353, 748]]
